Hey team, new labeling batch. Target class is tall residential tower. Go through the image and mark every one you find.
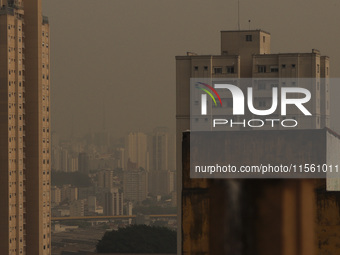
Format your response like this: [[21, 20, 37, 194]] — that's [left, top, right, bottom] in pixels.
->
[[176, 30, 330, 254], [0, 0, 51, 254]]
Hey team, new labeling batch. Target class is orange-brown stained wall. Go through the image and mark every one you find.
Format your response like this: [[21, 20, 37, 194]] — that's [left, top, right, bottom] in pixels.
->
[[182, 130, 339, 255]]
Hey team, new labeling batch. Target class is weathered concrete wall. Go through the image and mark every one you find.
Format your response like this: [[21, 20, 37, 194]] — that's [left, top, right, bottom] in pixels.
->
[[316, 180, 340, 255], [182, 129, 340, 255]]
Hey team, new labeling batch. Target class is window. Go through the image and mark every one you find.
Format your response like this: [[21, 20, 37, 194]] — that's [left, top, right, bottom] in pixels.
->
[[227, 66, 235, 74], [282, 64, 286, 68], [246, 35, 252, 41], [214, 67, 223, 74], [292, 64, 296, 68], [194, 66, 198, 71], [263, 36, 266, 43], [204, 66, 208, 71], [258, 65, 266, 73], [270, 66, 279, 72], [317, 64, 320, 73]]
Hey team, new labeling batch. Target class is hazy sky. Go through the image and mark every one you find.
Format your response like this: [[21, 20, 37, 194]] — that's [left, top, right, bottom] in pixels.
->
[[43, 0, 340, 138]]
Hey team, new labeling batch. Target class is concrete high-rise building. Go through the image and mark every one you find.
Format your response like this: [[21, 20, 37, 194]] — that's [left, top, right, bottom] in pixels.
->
[[70, 200, 85, 217], [87, 196, 96, 213], [125, 131, 148, 170], [97, 169, 113, 190], [116, 147, 125, 169], [123, 169, 148, 203], [151, 127, 169, 172], [51, 186, 61, 206], [104, 189, 124, 216], [60, 185, 78, 202], [176, 30, 330, 254], [0, 1, 51, 254], [67, 153, 78, 172]]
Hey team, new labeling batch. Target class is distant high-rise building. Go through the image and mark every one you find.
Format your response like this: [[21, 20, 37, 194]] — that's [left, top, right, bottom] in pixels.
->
[[0, 1, 51, 254], [125, 131, 148, 170], [70, 200, 85, 217], [116, 147, 125, 169], [51, 186, 62, 206], [151, 127, 169, 172], [168, 133, 176, 171], [60, 185, 78, 202], [87, 196, 97, 213], [123, 169, 148, 203], [97, 170, 113, 190], [67, 153, 78, 172], [104, 189, 124, 216], [125, 201, 133, 224]]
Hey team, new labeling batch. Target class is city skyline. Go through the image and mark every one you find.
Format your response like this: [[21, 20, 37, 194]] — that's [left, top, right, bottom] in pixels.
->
[[1, 0, 340, 254]]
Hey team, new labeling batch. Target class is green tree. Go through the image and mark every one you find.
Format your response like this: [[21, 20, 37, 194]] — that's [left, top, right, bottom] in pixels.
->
[[96, 225, 176, 253]]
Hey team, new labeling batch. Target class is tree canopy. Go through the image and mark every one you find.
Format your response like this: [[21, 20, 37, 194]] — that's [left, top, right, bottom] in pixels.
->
[[96, 225, 176, 253]]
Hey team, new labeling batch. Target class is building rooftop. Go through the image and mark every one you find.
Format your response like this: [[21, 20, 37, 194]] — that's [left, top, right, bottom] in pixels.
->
[[220, 29, 271, 35]]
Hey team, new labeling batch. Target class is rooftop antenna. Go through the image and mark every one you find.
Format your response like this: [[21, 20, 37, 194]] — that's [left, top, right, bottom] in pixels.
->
[[238, 0, 240, 30]]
